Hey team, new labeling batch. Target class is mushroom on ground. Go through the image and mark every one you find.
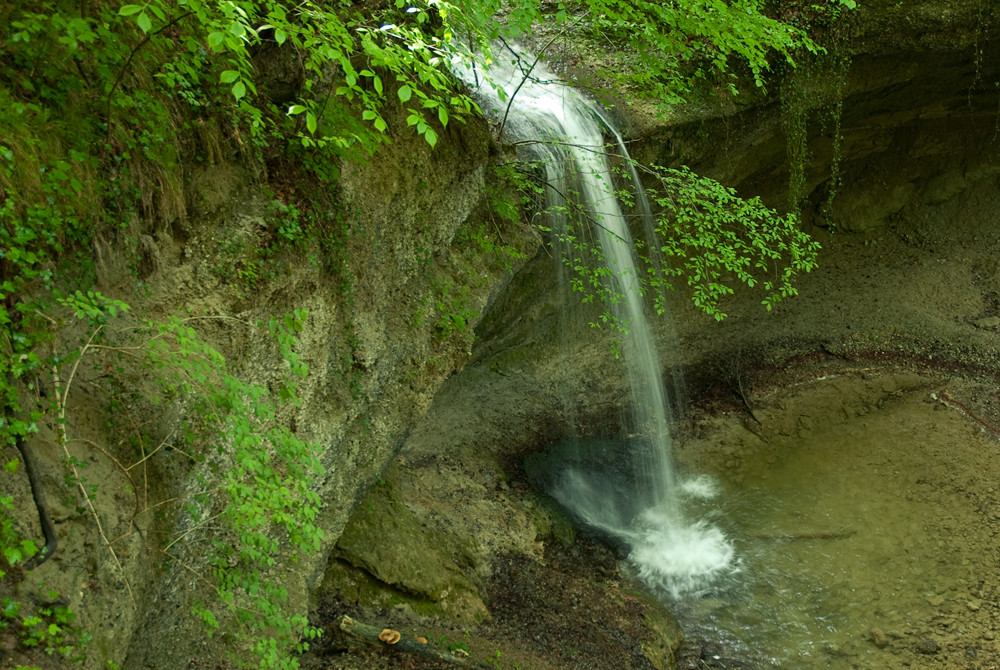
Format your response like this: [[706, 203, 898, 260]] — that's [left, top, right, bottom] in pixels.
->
[[378, 628, 402, 645]]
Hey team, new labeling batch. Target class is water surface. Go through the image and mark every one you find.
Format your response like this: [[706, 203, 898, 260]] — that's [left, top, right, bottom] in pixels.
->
[[673, 375, 1000, 668]]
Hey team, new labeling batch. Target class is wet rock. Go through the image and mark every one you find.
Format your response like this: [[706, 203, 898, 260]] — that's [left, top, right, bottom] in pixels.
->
[[823, 642, 845, 656], [676, 640, 750, 669], [915, 637, 940, 654], [870, 629, 888, 649]]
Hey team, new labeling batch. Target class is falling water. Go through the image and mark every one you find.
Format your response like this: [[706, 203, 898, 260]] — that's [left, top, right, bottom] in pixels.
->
[[454, 48, 734, 597]]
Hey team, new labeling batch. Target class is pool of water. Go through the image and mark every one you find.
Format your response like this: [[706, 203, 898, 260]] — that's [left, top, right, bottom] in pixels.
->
[[669, 372, 1000, 668]]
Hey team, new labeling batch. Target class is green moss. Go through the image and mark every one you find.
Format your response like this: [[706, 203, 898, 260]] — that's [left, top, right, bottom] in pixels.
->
[[524, 493, 575, 548], [625, 589, 683, 670], [327, 472, 488, 625]]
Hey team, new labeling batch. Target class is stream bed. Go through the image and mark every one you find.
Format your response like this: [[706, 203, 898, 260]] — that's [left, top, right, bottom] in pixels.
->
[[669, 372, 1000, 668]]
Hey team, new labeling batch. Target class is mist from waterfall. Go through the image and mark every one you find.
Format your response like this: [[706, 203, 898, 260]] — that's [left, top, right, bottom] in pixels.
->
[[454, 48, 735, 597]]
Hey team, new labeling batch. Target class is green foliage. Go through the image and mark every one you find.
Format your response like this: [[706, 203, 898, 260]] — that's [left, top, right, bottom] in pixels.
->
[[1, 495, 89, 663], [140, 309, 322, 669], [0, 496, 37, 571], [3, 598, 87, 659], [429, 279, 479, 342], [649, 166, 819, 318], [515, 156, 819, 324], [3, 293, 323, 668], [563, 0, 819, 107], [768, 0, 858, 31], [110, 0, 483, 151]]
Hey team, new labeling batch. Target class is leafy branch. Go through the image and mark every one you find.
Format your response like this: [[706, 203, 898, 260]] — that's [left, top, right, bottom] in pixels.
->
[[497, 150, 819, 324]]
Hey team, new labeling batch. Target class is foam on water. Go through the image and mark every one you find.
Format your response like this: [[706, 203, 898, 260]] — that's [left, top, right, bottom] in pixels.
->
[[627, 509, 737, 599], [552, 468, 737, 597], [679, 474, 722, 500]]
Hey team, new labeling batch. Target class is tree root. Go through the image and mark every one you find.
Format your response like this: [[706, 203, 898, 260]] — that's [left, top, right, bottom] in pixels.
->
[[15, 437, 58, 571], [4, 363, 58, 571]]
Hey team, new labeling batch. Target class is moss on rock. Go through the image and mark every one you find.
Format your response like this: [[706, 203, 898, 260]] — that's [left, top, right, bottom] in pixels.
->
[[326, 470, 489, 625]]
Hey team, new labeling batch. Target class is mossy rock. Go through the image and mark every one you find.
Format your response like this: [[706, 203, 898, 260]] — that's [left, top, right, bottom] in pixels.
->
[[326, 472, 488, 625], [621, 588, 683, 670], [524, 492, 575, 548]]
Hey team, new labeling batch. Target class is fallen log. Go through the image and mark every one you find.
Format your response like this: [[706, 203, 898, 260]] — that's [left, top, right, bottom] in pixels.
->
[[336, 615, 484, 667]]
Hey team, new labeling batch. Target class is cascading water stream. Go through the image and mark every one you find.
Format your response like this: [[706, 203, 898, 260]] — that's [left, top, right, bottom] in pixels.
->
[[454, 49, 735, 597]]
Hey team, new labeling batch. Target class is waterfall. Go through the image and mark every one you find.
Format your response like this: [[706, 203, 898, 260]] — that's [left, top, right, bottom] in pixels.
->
[[455, 48, 735, 597]]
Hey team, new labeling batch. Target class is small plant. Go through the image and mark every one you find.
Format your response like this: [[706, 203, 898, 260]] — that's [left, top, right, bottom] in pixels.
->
[[139, 309, 324, 669], [0, 580, 89, 663], [513, 154, 820, 325], [434, 281, 478, 341], [268, 199, 306, 246], [1, 495, 38, 568]]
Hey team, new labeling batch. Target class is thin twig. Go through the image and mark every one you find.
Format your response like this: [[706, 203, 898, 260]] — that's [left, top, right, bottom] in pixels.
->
[[160, 549, 232, 607], [69, 436, 135, 484], [135, 489, 221, 516], [52, 339, 136, 607], [495, 11, 590, 138], [106, 11, 194, 141], [160, 549, 262, 629], [123, 431, 176, 471], [162, 511, 225, 553], [497, 36, 554, 139]]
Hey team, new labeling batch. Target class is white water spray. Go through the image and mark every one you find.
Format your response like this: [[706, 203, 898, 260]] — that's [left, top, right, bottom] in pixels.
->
[[455, 48, 735, 597]]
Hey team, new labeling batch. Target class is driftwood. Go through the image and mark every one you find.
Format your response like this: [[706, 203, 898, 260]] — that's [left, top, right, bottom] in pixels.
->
[[751, 529, 856, 541], [336, 615, 486, 667]]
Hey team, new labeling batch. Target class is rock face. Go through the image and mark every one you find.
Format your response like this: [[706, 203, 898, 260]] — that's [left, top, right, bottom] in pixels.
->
[[118, 119, 539, 666], [7, 104, 536, 668], [643, 1, 1000, 234]]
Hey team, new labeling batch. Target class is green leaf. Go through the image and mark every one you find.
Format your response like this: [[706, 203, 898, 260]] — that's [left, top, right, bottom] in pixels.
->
[[306, 112, 317, 134], [119, 4, 143, 16], [423, 127, 438, 148], [3, 459, 17, 473], [207, 31, 225, 51], [4, 546, 22, 565], [220, 70, 240, 84], [287, 104, 306, 115], [136, 12, 152, 33], [437, 106, 448, 127], [232, 81, 246, 100], [397, 85, 412, 102], [274, 28, 286, 45]]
